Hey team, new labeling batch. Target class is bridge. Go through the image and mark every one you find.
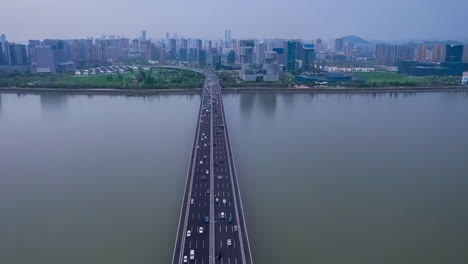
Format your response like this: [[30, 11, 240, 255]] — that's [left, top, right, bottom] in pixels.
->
[[172, 70, 253, 264]]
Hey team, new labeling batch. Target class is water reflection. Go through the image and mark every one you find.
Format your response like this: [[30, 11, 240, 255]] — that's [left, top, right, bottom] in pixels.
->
[[256, 92, 277, 116], [239, 92, 256, 118], [40, 93, 69, 114]]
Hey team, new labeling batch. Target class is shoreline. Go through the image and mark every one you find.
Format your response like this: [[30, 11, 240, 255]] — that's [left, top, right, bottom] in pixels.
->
[[0, 87, 201, 95], [222, 86, 468, 93], [1, 86, 467, 95]]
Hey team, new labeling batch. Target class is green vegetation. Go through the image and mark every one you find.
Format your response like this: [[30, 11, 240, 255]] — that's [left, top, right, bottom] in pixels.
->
[[351, 72, 460, 87], [219, 71, 294, 88], [0, 67, 203, 89]]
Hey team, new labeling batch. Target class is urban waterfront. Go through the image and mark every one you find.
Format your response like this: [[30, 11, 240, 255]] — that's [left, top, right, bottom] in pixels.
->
[[1, 91, 468, 264]]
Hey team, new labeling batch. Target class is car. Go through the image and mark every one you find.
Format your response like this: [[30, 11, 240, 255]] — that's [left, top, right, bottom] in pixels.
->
[[199, 227, 203, 234], [222, 199, 226, 204], [221, 212, 225, 218], [201, 176, 206, 181], [227, 239, 232, 246], [206, 170, 209, 175], [234, 225, 238, 232], [217, 175, 223, 179], [190, 199, 194, 204], [205, 216, 210, 223], [183, 256, 188, 263], [187, 230, 191, 237], [200, 160, 203, 165], [190, 250, 195, 260], [215, 198, 219, 203], [228, 217, 233, 223], [206, 190, 210, 194]]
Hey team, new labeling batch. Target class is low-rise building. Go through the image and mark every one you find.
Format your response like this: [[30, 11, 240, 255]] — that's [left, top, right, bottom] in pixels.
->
[[462, 72, 468, 85]]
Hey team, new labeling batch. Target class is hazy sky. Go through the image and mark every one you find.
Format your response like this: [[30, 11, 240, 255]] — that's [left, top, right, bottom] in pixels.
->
[[2, 0, 468, 43]]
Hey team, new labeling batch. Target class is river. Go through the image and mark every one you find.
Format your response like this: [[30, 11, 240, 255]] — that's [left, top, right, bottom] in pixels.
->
[[1, 91, 467, 264]]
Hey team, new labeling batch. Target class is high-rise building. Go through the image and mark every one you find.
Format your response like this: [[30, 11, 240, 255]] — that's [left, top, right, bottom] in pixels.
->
[[285, 40, 301, 72], [227, 50, 235, 64], [335, 38, 344, 52], [375, 44, 415, 65], [315, 38, 322, 52], [142, 30, 147, 41], [302, 44, 315, 71], [224, 29, 231, 48], [169, 38, 177, 60], [416, 44, 427, 62], [7, 43, 28, 66], [445, 44, 463, 62], [181, 39, 188, 49], [32, 47, 57, 73], [211, 54, 221, 70], [345, 42, 354, 60], [463, 45, 468, 63], [239, 40, 254, 66], [0, 34, 6, 42], [255, 42, 267, 64], [432, 44, 446, 62], [198, 50, 206, 66]]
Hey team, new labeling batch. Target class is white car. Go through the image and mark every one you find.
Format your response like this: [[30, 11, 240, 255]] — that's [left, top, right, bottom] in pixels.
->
[[187, 230, 191, 237], [215, 198, 219, 203], [190, 199, 194, 205], [221, 212, 225, 218], [222, 199, 226, 204], [199, 227, 204, 234], [227, 239, 232, 246], [206, 170, 209, 175], [183, 256, 188, 263]]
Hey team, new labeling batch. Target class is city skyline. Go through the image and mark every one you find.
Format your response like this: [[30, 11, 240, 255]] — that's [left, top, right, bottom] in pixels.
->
[[2, 0, 468, 43]]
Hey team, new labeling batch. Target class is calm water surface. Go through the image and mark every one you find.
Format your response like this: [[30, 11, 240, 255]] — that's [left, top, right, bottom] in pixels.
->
[[0, 93, 200, 264], [1, 91, 468, 264], [223, 91, 468, 264]]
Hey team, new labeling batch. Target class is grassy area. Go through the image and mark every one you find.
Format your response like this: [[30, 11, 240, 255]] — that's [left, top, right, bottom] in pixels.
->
[[218, 70, 294, 88], [0, 67, 203, 89], [352, 72, 460, 87]]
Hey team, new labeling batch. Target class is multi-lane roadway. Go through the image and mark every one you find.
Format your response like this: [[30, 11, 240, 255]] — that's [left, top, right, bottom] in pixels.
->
[[172, 70, 252, 264]]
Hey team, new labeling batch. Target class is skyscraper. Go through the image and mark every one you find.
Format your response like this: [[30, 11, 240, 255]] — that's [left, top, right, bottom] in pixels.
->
[[463, 45, 468, 63], [416, 44, 427, 62], [169, 38, 177, 60], [227, 50, 235, 64], [302, 44, 315, 71], [432, 44, 446, 62], [445, 44, 463, 62], [315, 38, 322, 52], [142, 30, 147, 41], [225, 29, 231, 48], [285, 40, 301, 72], [335, 38, 344, 52], [255, 42, 267, 64], [198, 50, 206, 66], [375, 44, 415, 65]]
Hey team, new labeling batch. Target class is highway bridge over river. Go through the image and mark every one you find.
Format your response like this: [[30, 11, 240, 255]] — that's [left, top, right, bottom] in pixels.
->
[[172, 69, 253, 264]]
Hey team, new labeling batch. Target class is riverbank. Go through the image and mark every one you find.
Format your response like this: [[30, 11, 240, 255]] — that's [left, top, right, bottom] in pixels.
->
[[0, 87, 201, 95], [2, 86, 467, 95], [222, 86, 468, 93]]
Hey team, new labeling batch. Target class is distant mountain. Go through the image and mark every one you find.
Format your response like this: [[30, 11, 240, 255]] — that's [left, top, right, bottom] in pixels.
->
[[341, 35, 368, 44]]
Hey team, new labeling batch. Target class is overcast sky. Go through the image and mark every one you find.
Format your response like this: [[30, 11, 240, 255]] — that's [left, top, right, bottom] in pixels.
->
[[2, 0, 467, 43]]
